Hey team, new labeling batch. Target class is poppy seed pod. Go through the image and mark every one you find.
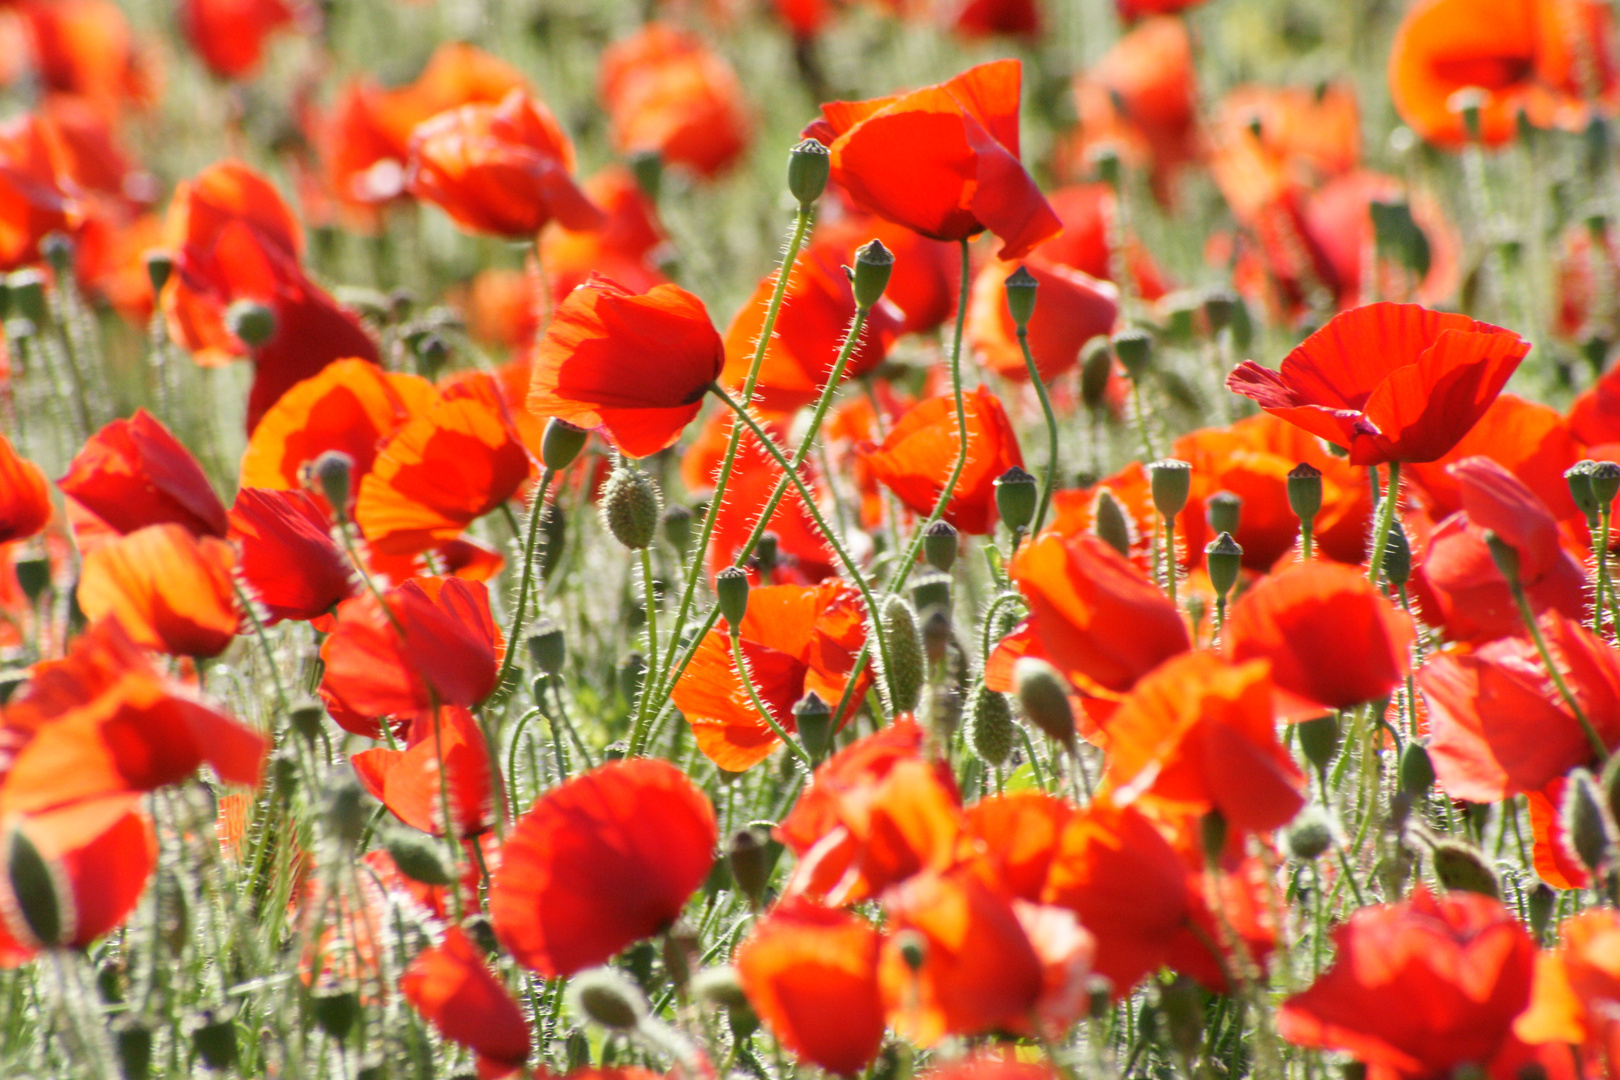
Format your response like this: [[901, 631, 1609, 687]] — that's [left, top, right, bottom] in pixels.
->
[[966, 682, 1014, 767], [629, 149, 662, 201], [226, 299, 276, 348], [1594, 462, 1620, 509], [787, 138, 831, 207], [39, 231, 71, 277], [1148, 459, 1192, 521], [851, 239, 894, 311], [385, 829, 455, 887], [144, 250, 174, 296], [1566, 461, 1601, 525], [1398, 741, 1435, 796], [1297, 714, 1341, 771], [1562, 768, 1614, 875], [1285, 806, 1334, 860], [1527, 883, 1556, 940], [1199, 810, 1228, 867], [323, 771, 370, 852], [1003, 265, 1039, 330], [753, 532, 779, 577], [1093, 488, 1133, 557], [601, 463, 662, 550], [715, 567, 750, 632], [1080, 336, 1113, 410], [568, 967, 649, 1031], [311, 451, 355, 520], [1205, 490, 1241, 536], [1203, 289, 1238, 334], [1013, 656, 1076, 752], [542, 418, 590, 472], [1286, 463, 1323, 527], [1430, 841, 1500, 899], [287, 698, 326, 744], [312, 985, 361, 1040], [994, 466, 1038, 534], [922, 520, 958, 572], [911, 571, 951, 615], [1111, 328, 1153, 381], [4, 823, 65, 947], [895, 930, 927, 972], [528, 619, 567, 676], [727, 827, 773, 907], [793, 691, 834, 761], [1205, 532, 1242, 599], [879, 596, 924, 714]]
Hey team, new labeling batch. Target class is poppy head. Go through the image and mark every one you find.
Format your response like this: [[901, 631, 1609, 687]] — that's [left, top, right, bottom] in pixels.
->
[[76, 523, 239, 658], [967, 257, 1118, 383], [58, 410, 227, 540], [400, 925, 531, 1077], [0, 433, 51, 545]]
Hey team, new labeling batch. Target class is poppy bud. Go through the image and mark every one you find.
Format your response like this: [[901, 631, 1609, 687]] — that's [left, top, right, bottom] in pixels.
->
[[312, 985, 361, 1040], [1447, 87, 1488, 142], [1163, 295, 1198, 342], [1483, 530, 1520, 584], [271, 746, 299, 799], [39, 231, 72, 277], [1203, 289, 1238, 334], [966, 682, 1014, 767], [115, 1018, 152, 1080], [920, 606, 952, 668], [1092, 489, 1133, 557], [1111, 328, 1153, 381], [994, 466, 1038, 534], [542, 418, 590, 471], [413, 333, 451, 379], [323, 770, 369, 852], [541, 502, 567, 579], [727, 827, 773, 907], [1200, 810, 1228, 866], [143, 250, 174, 296], [566, 1031, 592, 1071], [1147, 459, 1192, 521], [791, 691, 833, 763], [911, 571, 951, 616], [1566, 461, 1601, 525], [1014, 657, 1076, 753], [1159, 976, 1204, 1060], [1285, 806, 1334, 860], [311, 450, 354, 520], [1527, 883, 1557, 940], [1205, 532, 1242, 600], [879, 596, 924, 714], [692, 965, 752, 1015], [1089, 143, 1122, 189], [1297, 714, 1341, 771], [1080, 336, 1113, 410], [1430, 841, 1501, 899], [8, 270, 44, 325], [852, 239, 894, 311], [226, 299, 276, 347], [1562, 768, 1614, 874], [753, 532, 780, 577], [1383, 520, 1413, 588], [568, 967, 649, 1031], [1205, 490, 1241, 536], [715, 567, 750, 633], [618, 652, 647, 703], [663, 919, 700, 989], [287, 697, 325, 744], [662, 504, 693, 553], [923, 520, 958, 572], [1003, 266, 1039, 330], [527, 619, 566, 676], [895, 930, 927, 972], [1086, 977, 1113, 1019], [1286, 463, 1323, 527], [1398, 741, 1435, 797], [1594, 461, 1620, 509], [14, 556, 49, 603], [4, 821, 66, 947], [628, 149, 662, 201], [787, 138, 831, 207], [385, 829, 454, 887], [601, 463, 662, 551], [187, 1008, 239, 1072]]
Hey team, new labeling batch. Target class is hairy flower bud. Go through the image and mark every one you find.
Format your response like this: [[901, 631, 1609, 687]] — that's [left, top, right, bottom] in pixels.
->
[[601, 463, 662, 550]]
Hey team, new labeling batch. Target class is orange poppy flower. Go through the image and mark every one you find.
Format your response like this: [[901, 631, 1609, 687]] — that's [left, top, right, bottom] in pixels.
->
[[73, 209, 163, 324], [674, 580, 870, 771], [1038, 183, 1169, 301], [863, 385, 1023, 535], [1227, 302, 1529, 466], [1116, 0, 1206, 16], [1515, 909, 1620, 1067], [735, 899, 886, 1077], [599, 24, 750, 178], [1405, 394, 1582, 523], [14, 0, 157, 119], [1224, 562, 1414, 719], [1570, 341, 1620, 446], [1070, 18, 1200, 203], [964, 791, 1076, 901], [229, 488, 355, 625], [0, 111, 84, 271], [365, 536, 506, 588], [353, 707, 492, 837], [1389, 0, 1620, 149], [406, 88, 601, 240], [1008, 531, 1190, 699], [77, 523, 239, 658], [321, 577, 501, 719], [968, 256, 1117, 382], [1278, 890, 1538, 1079], [540, 166, 669, 304], [58, 409, 227, 539], [1, 618, 267, 815], [804, 59, 1060, 259], [1214, 83, 1360, 184], [401, 926, 531, 1078], [527, 275, 724, 458], [0, 432, 51, 545], [490, 758, 716, 977], [721, 239, 903, 415], [814, 213, 958, 336], [179, 0, 299, 80]]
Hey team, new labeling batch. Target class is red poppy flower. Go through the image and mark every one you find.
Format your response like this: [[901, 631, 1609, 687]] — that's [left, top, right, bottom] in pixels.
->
[[228, 487, 355, 625], [1278, 889, 1538, 1080], [1515, 909, 1620, 1068], [1405, 394, 1582, 523], [735, 899, 886, 1077], [58, 409, 227, 539], [964, 791, 1076, 902], [967, 256, 1117, 382], [405, 88, 602, 239], [401, 926, 531, 1079], [946, 0, 1038, 36], [365, 536, 506, 588], [674, 580, 870, 771], [720, 239, 903, 415], [1554, 217, 1620, 347], [1, 618, 267, 815], [0, 432, 51, 545], [1224, 562, 1414, 718], [1389, 0, 1620, 149], [814, 213, 959, 336], [321, 577, 501, 719], [1039, 184, 1169, 301], [527, 275, 724, 459], [540, 167, 668, 303], [76, 524, 239, 658], [1116, 0, 1206, 16], [1227, 303, 1529, 466], [804, 59, 1060, 259], [1571, 341, 1620, 446], [0, 111, 84, 271], [353, 707, 492, 837], [490, 758, 716, 977], [600, 24, 751, 178], [863, 385, 1023, 535], [179, 0, 299, 80], [73, 210, 163, 324], [14, 0, 157, 118]]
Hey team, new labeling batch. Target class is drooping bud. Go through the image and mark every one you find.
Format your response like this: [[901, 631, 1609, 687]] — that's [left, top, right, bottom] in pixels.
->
[[4, 821, 65, 948], [568, 967, 649, 1031], [1483, 530, 1520, 584], [852, 239, 894, 311], [994, 466, 1038, 534], [1562, 767, 1614, 874], [601, 463, 662, 550], [1383, 520, 1413, 588], [287, 697, 326, 744], [1287, 463, 1323, 528], [715, 567, 750, 632], [541, 418, 589, 472], [1430, 841, 1501, 899], [793, 691, 834, 761], [1092, 489, 1133, 556], [922, 520, 958, 572], [786, 139, 831, 207], [143, 250, 174, 297], [727, 827, 773, 907], [413, 333, 451, 379], [1014, 657, 1076, 752], [1003, 266, 1038, 330], [692, 966, 751, 1013], [1297, 714, 1341, 771], [1205, 490, 1241, 537], [966, 682, 1014, 767], [1205, 532, 1242, 600], [384, 829, 454, 886], [1398, 742, 1435, 797], [311, 450, 354, 519], [527, 619, 566, 676], [1111, 328, 1153, 381], [226, 299, 276, 347], [879, 596, 924, 714], [1080, 336, 1113, 409], [1147, 459, 1192, 521]]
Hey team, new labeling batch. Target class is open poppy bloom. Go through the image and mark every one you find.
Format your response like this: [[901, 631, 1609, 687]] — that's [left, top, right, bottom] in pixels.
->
[[490, 758, 716, 977], [179, 0, 299, 80], [229, 488, 355, 625], [1404, 394, 1582, 523], [401, 925, 531, 1078], [0, 433, 51, 545], [814, 213, 960, 336], [674, 580, 870, 771], [804, 59, 1060, 260], [77, 523, 240, 658], [1227, 303, 1529, 466], [406, 88, 602, 239], [540, 167, 669, 303], [352, 706, 493, 838], [58, 409, 227, 540], [1039, 184, 1169, 301], [1279, 890, 1539, 1080], [735, 899, 886, 1077], [0, 111, 84, 271], [1570, 340, 1620, 446], [1515, 909, 1620, 1069], [527, 275, 724, 459], [967, 256, 1118, 382], [863, 386, 1024, 535], [13, 0, 157, 120], [599, 24, 751, 178]]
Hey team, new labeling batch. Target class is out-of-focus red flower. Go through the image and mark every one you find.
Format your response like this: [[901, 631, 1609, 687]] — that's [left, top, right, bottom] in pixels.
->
[[353, 706, 493, 837], [14, 0, 158, 118], [946, 0, 1039, 37], [0, 432, 51, 544], [77, 523, 239, 658], [74, 210, 163, 323], [735, 899, 886, 1077], [805, 60, 1060, 259], [1389, 0, 1620, 149], [815, 213, 959, 336], [1038, 183, 1169, 301], [1554, 218, 1620, 345], [401, 925, 531, 1079], [964, 791, 1075, 901], [1515, 909, 1620, 1070], [540, 167, 668, 303], [406, 89, 601, 240], [229, 487, 355, 625], [1279, 889, 1539, 1079], [58, 409, 227, 539], [863, 385, 1023, 535], [674, 580, 869, 771], [1070, 18, 1200, 203], [1228, 303, 1529, 466], [490, 758, 716, 977], [968, 256, 1117, 382], [1214, 83, 1360, 182], [1571, 337, 1620, 445], [527, 275, 724, 459], [1116, 0, 1206, 16], [1405, 394, 1582, 523], [0, 111, 84, 271], [179, 0, 299, 80], [599, 24, 750, 178]]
